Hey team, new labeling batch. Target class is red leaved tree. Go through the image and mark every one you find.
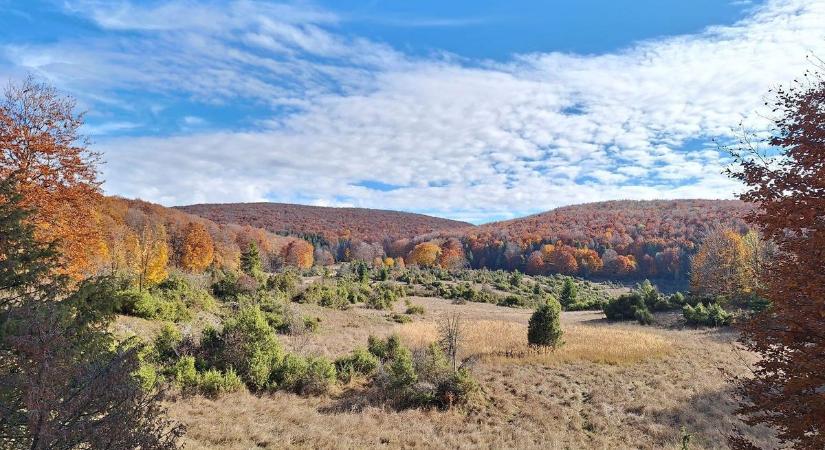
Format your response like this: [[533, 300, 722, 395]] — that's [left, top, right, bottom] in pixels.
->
[[727, 62, 825, 449]]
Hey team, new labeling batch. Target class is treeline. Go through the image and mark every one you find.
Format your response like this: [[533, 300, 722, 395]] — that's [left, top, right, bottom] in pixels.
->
[[181, 199, 753, 281]]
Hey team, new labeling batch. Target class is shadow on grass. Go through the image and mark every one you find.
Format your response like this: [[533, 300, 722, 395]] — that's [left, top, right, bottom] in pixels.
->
[[652, 384, 778, 449]]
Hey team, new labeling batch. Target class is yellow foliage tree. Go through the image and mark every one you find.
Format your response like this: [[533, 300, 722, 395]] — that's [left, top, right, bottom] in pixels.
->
[[180, 222, 214, 273], [127, 214, 169, 291], [407, 242, 441, 267], [690, 229, 753, 299]]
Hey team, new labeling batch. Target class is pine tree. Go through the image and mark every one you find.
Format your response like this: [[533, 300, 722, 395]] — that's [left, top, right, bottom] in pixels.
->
[[240, 242, 263, 278], [559, 277, 577, 308], [0, 178, 183, 449], [527, 296, 564, 351], [0, 178, 64, 308]]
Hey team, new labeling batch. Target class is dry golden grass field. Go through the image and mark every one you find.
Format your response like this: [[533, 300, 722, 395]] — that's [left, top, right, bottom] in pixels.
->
[[155, 296, 774, 450]]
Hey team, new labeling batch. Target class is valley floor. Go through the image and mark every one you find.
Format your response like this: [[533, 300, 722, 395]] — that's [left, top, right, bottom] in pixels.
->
[[163, 297, 775, 449]]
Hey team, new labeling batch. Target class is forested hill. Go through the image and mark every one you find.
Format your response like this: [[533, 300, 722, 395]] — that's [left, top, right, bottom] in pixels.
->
[[177, 202, 473, 244], [451, 199, 754, 279], [478, 199, 752, 242]]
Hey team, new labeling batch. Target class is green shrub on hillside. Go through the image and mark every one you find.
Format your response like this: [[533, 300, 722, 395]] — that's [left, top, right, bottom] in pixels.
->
[[405, 304, 425, 315], [271, 354, 336, 394], [152, 323, 182, 363], [117, 289, 190, 322], [169, 356, 199, 389], [366, 283, 405, 310], [388, 346, 418, 391], [559, 277, 577, 308], [267, 270, 300, 296], [367, 334, 402, 361], [153, 274, 217, 312]]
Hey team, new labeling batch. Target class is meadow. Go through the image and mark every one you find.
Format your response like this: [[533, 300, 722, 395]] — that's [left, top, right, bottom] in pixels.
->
[[107, 270, 775, 450]]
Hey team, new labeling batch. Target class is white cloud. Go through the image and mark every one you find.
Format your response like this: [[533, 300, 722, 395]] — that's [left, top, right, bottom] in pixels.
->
[[5, 0, 825, 222]]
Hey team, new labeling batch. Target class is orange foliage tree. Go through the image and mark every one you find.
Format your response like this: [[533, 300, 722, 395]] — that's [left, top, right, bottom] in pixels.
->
[[407, 242, 441, 267], [545, 245, 578, 275], [180, 222, 214, 273], [727, 66, 825, 448], [0, 77, 103, 278], [283, 240, 314, 269], [574, 248, 603, 276], [438, 238, 466, 269], [525, 251, 545, 275]]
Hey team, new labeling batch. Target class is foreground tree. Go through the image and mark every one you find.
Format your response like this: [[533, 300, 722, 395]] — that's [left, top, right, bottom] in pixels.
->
[[727, 64, 825, 448], [0, 178, 183, 449], [0, 77, 103, 279]]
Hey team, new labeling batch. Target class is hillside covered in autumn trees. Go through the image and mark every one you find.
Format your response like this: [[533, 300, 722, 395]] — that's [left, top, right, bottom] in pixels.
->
[[177, 199, 753, 282], [177, 202, 472, 244]]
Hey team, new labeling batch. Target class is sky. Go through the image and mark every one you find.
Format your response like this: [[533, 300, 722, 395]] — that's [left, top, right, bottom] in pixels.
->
[[1, 0, 824, 224]]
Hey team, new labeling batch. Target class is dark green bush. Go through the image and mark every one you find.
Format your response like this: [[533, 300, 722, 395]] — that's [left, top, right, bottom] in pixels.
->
[[390, 313, 412, 324], [271, 354, 336, 394], [528, 296, 564, 349], [152, 323, 182, 363], [387, 346, 417, 390], [604, 292, 647, 321], [153, 274, 216, 312], [169, 355, 198, 390], [210, 270, 263, 301], [272, 353, 308, 391], [435, 368, 482, 409], [267, 271, 300, 296], [498, 295, 525, 308], [405, 304, 425, 315], [367, 334, 401, 361], [335, 347, 379, 382], [670, 292, 686, 306], [303, 356, 337, 394], [117, 289, 190, 322], [634, 308, 654, 325], [366, 283, 405, 310], [215, 306, 284, 390], [559, 277, 577, 308]]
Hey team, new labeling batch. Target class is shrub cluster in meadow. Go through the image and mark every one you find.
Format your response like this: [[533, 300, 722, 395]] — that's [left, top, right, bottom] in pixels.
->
[[140, 307, 337, 398], [115, 273, 218, 322], [366, 335, 483, 409], [603, 280, 688, 325]]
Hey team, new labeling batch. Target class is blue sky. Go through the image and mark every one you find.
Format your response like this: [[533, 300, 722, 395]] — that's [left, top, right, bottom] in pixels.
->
[[1, 0, 823, 223]]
